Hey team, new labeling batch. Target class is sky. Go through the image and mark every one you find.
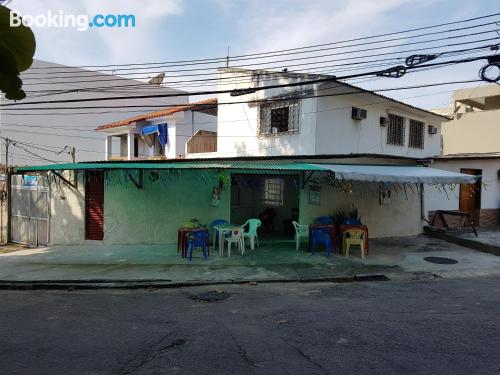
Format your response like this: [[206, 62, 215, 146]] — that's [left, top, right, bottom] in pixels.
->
[[7, 0, 500, 109]]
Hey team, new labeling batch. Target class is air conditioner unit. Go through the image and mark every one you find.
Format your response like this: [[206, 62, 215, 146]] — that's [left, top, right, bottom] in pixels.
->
[[380, 116, 389, 126], [428, 125, 438, 135], [351, 107, 367, 120]]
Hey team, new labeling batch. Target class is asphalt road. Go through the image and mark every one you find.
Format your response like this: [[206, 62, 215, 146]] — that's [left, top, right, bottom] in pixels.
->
[[1, 277, 500, 375]]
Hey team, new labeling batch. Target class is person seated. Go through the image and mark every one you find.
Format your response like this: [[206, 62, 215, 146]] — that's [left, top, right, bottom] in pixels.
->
[[258, 208, 276, 234]]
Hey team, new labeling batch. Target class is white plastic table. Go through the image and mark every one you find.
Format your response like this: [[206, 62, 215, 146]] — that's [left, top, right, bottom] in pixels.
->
[[213, 224, 233, 255]]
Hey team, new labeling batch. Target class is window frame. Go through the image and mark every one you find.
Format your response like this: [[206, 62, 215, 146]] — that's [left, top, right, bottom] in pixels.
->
[[263, 177, 284, 206], [408, 119, 425, 149], [259, 100, 300, 137], [386, 113, 406, 146]]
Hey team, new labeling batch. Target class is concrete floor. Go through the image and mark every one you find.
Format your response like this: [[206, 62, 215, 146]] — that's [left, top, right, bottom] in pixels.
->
[[452, 228, 500, 248], [1, 235, 500, 282]]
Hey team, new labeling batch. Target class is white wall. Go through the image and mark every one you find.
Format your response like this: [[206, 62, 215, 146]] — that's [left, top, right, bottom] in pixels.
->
[[0, 60, 188, 166], [316, 85, 443, 158], [214, 68, 444, 158], [49, 171, 86, 245], [425, 159, 500, 213], [216, 69, 318, 157]]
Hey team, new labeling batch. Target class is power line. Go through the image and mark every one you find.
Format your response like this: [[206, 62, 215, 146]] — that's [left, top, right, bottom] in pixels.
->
[[19, 37, 499, 86], [20, 26, 500, 79], [2, 56, 491, 109], [0, 85, 468, 163], [24, 11, 500, 71]]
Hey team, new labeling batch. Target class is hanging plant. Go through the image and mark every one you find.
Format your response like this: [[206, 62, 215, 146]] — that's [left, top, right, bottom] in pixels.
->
[[218, 170, 231, 189]]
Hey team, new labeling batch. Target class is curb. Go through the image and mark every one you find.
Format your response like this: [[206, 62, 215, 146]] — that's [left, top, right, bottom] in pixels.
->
[[0, 274, 390, 290], [424, 229, 500, 256]]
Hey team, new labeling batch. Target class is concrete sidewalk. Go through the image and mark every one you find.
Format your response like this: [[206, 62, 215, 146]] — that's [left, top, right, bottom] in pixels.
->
[[0, 235, 499, 284]]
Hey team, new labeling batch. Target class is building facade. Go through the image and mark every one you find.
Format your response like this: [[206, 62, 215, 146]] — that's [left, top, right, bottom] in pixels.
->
[[0, 60, 188, 165], [96, 99, 217, 160], [426, 84, 500, 228], [188, 68, 446, 159]]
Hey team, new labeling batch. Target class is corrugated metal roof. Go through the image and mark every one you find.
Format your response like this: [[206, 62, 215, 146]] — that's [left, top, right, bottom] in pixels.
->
[[14, 161, 476, 184], [14, 161, 323, 172]]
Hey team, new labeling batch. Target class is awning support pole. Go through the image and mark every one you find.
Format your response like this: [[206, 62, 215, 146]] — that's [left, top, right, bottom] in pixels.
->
[[301, 171, 315, 189], [128, 170, 143, 189], [52, 171, 77, 190]]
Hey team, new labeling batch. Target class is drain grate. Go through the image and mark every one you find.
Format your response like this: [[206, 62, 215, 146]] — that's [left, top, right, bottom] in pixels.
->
[[423, 256, 458, 265], [191, 290, 231, 302]]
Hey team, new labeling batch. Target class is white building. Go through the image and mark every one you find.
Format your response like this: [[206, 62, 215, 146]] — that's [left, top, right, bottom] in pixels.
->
[[184, 68, 446, 159], [425, 84, 500, 228], [95, 98, 217, 160], [0, 60, 188, 165], [9, 68, 475, 246]]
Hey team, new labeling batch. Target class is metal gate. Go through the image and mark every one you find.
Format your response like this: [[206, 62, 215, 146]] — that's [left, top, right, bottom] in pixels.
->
[[11, 175, 49, 246]]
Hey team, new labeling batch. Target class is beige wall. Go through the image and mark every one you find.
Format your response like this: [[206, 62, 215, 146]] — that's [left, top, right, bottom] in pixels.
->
[[49, 171, 87, 245], [299, 181, 423, 238], [442, 110, 500, 154]]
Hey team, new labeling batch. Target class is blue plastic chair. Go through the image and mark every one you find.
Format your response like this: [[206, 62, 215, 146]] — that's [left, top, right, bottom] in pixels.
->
[[314, 216, 334, 225], [311, 228, 334, 256], [210, 219, 229, 244], [187, 231, 209, 261]]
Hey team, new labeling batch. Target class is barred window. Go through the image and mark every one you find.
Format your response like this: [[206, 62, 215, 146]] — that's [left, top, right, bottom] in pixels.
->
[[409, 119, 425, 149], [259, 100, 299, 136], [387, 114, 405, 146], [263, 178, 284, 206]]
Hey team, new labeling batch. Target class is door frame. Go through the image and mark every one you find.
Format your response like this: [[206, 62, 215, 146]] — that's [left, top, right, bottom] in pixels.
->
[[459, 168, 482, 225], [85, 171, 105, 240]]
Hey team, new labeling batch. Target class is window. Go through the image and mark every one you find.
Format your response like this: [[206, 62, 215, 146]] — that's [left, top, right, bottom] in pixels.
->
[[263, 178, 284, 206], [387, 114, 405, 146], [259, 100, 299, 136], [409, 119, 425, 149]]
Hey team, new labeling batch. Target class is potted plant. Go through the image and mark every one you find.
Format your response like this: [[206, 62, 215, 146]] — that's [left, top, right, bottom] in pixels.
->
[[344, 204, 362, 225]]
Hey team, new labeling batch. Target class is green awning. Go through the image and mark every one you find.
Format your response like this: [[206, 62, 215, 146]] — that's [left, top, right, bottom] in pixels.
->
[[14, 161, 323, 172], [14, 161, 476, 184]]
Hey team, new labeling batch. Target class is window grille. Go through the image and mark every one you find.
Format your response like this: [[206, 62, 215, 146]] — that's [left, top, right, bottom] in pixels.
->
[[409, 119, 425, 149], [387, 114, 405, 146], [263, 178, 284, 206], [259, 100, 299, 136]]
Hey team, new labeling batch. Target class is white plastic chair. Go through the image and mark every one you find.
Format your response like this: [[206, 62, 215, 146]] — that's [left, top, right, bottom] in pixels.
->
[[242, 219, 261, 250], [292, 221, 309, 251], [224, 227, 245, 257]]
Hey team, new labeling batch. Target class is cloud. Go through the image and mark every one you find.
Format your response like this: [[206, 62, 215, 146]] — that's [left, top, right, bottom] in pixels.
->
[[9, 0, 184, 65]]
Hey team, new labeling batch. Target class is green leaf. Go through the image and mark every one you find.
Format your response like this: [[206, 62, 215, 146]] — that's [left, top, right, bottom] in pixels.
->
[[0, 5, 36, 72]]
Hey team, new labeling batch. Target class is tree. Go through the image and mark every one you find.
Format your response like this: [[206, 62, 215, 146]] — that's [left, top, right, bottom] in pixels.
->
[[0, 5, 36, 100]]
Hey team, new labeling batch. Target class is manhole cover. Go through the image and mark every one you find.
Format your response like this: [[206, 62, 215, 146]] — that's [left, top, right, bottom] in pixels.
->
[[191, 290, 231, 302], [423, 256, 458, 265]]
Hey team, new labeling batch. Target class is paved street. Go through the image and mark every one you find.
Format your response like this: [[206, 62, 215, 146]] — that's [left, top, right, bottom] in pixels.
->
[[1, 277, 500, 375]]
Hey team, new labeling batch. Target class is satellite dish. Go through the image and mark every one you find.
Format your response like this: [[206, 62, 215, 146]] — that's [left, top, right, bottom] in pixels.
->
[[148, 73, 165, 85]]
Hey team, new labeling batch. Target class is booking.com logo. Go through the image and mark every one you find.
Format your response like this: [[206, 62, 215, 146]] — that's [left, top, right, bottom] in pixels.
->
[[9, 10, 136, 31]]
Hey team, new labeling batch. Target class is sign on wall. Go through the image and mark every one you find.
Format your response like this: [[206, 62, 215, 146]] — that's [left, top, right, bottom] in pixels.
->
[[309, 184, 321, 205]]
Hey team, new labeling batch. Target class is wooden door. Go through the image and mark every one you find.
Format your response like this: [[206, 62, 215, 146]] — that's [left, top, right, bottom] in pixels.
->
[[85, 171, 104, 240], [459, 168, 482, 225]]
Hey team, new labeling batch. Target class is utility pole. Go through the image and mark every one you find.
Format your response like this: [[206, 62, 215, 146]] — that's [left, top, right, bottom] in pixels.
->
[[70, 146, 76, 163], [4, 137, 9, 175], [4, 137, 11, 243]]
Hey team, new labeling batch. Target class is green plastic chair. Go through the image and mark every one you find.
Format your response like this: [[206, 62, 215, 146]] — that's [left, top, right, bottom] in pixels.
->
[[242, 219, 261, 250]]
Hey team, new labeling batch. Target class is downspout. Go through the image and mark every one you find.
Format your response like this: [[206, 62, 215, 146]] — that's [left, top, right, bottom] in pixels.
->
[[420, 183, 428, 224]]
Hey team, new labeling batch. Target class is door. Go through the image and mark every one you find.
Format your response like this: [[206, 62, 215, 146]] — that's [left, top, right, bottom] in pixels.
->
[[459, 168, 482, 226], [11, 175, 49, 246], [85, 171, 104, 240]]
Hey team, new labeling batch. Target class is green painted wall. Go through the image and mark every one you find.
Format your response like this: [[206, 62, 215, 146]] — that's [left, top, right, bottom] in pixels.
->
[[103, 170, 230, 244]]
